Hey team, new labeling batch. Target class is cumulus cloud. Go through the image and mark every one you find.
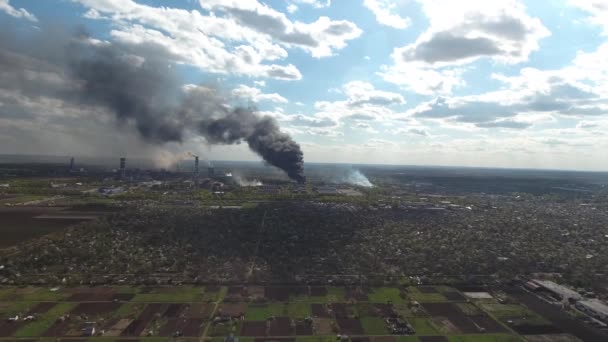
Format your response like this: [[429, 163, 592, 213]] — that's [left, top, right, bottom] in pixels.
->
[[72, 0, 360, 80], [569, 0, 608, 34], [0, 0, 37, 22], [199, 0, 361, 57], [363, 0, 411, 29], [314, 81, 406, 127], [380, 0, 550, 94], [393, 127, 430, 136], [232, 84, 288, 103]]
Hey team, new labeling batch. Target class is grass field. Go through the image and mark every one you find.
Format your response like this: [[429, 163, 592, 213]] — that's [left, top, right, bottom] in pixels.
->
[[0, 285, 547, 341], [361, 316, 388, 335], [410, 318, 440, 335], [407, 287, 448, 303], [448, 334, 524, 342], [132, 286, 203, 302], [369, 287, 405, 304], [14, 302, 75, 337]]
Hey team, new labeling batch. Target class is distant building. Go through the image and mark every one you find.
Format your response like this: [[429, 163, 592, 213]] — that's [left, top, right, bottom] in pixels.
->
[[576, 299, 608, 323], [317, 186, 338, 195], [529, 279, 582, 302]]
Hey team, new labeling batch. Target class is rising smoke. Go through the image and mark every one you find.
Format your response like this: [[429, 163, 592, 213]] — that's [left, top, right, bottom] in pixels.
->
[[0, 26, 305, 182], [341, 169, 373, 187]]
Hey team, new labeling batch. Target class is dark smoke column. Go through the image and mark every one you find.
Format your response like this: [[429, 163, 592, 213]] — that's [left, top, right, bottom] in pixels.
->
[[199, 108, 305, 182], [247, 117, 305, 183]]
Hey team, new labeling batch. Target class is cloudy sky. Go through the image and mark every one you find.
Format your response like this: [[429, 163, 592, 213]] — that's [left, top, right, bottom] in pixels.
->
[[1, 0, 607, 170]]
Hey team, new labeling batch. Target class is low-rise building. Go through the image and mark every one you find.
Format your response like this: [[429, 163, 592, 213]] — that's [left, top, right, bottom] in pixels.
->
[[576, 299, 608, 323]]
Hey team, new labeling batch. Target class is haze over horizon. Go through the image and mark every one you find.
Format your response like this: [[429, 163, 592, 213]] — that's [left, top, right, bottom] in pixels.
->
[[1, 0, 607, 171]]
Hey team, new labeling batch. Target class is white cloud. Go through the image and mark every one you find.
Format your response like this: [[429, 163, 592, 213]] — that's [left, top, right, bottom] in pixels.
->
[[232, 84, 288, 103], [199, 0, 362, 58], [393, 127, 430, 136], [569, 0, 608, 34], [380, 0, 550, 94], [292, 0, 331, 9], [0, 0, 37, 22], [363, 0, 411, 29], [73, 0, 361, 80], [314, 81, 406, 123], [286, 4, 298, 14]]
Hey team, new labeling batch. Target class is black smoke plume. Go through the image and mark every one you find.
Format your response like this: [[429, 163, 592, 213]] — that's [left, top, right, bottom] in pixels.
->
[[0, 26, 305, 181]]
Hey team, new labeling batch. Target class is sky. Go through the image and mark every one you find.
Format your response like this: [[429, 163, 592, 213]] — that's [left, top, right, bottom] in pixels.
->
[[0, 0, 607, 171]]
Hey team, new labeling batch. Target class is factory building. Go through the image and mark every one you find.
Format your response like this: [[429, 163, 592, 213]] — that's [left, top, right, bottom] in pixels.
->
[[576, 299, 608, 323], [525, 279, 582, 303]]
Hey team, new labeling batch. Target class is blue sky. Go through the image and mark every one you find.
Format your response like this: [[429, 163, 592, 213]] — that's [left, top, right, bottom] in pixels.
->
[[1, 0, 608, 170]]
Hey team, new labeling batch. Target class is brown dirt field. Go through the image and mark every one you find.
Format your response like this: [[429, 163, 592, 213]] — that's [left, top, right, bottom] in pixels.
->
[[336, 318, 364, 335], [241, 321, 268, 336], [206, 285, 221, 292], [104, 318, 133, 337], [163, 303, 187, 318], [373, 336, 397, 342], [71, 302, 121, 315], [331, 303, 355, 318], [443, 292, 465, 301], [346, 287, 369, 301], [112, 293, 135, 301], [67, 292, 114, 302], [248, 286, 266, 300], [524, 334, 583, 342], [264, 287, 290, 301], [255, 338, 295, 342], [268, 316, 293, 336], [418, 287, 438, 293], [310, 286, 328, 296], [121, 303, 165, 336], [374, 304, 396, 318], [188, 303, 213, 319], [469, 315, 507, 333], [180, 318, 204, 336], [423, 303, 479, 333], [419, 337, 449, 342], [42, 318, 72, 337], [511, 324, 563, 335], [295, 320, 313, 335], [0, 321, 26, 337], [351, 337, 371, 342], [433, 317, 460, 334], [227, 286, 247, 299], [158, 318, 179, 336], [219, 302, 247, 317], [313, 318, 334, 335], [311, 304, 331, 318], [27, 302, 57, 314], [0, 208, 88, 248]]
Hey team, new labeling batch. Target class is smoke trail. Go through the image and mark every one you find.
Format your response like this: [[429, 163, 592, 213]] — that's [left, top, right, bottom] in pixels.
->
[[0, 27, 305, 181], [341, 170, 373, 187]]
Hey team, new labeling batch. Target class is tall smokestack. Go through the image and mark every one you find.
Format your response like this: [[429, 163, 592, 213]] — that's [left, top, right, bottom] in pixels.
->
[[194, 156, 199, 177], [69, 157, 74, 172], [119, 157, 126, 179]]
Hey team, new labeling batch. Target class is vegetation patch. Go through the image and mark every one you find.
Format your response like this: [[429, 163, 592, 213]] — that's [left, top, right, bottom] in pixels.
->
[[361, 316, 389, 335], [14, 302, 75, 337], [369, 287, 404, 304]]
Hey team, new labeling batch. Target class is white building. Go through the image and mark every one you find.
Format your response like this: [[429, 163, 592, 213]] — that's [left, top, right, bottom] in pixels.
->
[[576, 299, 608, 323]]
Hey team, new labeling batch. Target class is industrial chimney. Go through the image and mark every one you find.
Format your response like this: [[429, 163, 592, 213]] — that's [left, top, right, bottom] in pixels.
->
[[194, 156, 199, 177], [69, 157, 74, 172], [119, 157, 126, 179]]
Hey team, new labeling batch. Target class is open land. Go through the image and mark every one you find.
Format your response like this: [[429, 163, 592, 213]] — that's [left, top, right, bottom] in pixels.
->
[[0, 159, 607, 341]]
